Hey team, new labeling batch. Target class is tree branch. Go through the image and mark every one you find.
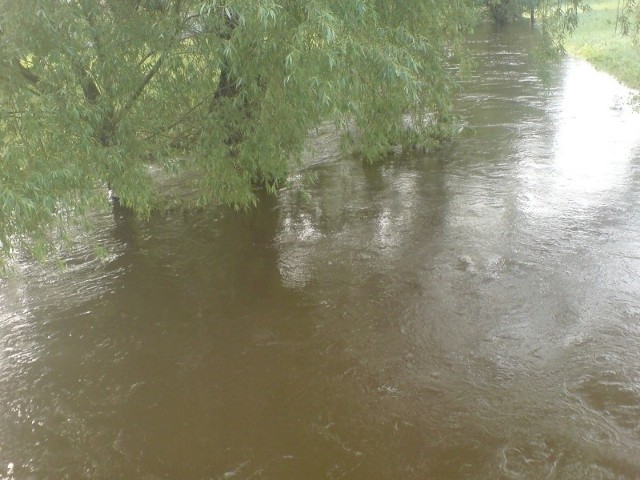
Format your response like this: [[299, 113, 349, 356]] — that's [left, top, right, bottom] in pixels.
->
[[80, 0, 107, 64], [12, 58, 40, 86], [117, 53, 164, 123], [142, 96, 211, 141], [115, 0, 185, 123], [74, 63, 101, 104]]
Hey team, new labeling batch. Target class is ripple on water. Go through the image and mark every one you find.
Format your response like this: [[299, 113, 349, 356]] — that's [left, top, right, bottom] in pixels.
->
[[497, 432, 640, 480], [498, 437, 562, 480], [573, 371, 640, 435]]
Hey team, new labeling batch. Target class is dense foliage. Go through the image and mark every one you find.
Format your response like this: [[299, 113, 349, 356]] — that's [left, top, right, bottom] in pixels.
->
[[480, 0, 536, 25], [0, 0, 477, 260]]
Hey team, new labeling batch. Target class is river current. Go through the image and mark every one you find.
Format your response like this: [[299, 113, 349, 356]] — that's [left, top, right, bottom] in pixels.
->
[[1, 23, 640, 479]]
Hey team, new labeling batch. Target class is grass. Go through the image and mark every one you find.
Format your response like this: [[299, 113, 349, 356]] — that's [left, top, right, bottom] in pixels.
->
[[563, 0, 640, 91]]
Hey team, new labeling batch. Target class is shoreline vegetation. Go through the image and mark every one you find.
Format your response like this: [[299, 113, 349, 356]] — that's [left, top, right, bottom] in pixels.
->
[[563, 0, 640, 92]]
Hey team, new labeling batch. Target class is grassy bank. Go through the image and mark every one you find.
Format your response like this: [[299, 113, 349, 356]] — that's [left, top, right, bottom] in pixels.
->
[[564, 0, 640, 91]]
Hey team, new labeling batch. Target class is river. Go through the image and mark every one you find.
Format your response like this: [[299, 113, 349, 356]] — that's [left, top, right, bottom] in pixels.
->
[[1, 23, 640, 479]]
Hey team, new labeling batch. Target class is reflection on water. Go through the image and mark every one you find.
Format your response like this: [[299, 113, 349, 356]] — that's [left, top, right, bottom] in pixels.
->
[[1, 23, 640, 479], [533, 59, 639, 211]]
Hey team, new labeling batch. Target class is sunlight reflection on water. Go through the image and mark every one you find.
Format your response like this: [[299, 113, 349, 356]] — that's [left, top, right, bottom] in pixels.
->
[[545, 59, 639, 209]]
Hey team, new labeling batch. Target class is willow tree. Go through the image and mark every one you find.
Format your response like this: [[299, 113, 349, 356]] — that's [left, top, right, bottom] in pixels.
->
[[480, 0, 527, 24], [0, 0, 476, 259], [621, 0, 640, 41], [479, 0, 590, 30]]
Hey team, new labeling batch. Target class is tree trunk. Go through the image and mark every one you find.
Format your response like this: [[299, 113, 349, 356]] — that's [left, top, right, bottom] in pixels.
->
[[530, 6, 535, 26]]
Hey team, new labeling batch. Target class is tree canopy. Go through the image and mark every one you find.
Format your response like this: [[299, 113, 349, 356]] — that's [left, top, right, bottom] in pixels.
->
[[0, 0, 477, 260], [0, 0, 474, 262], [2, 0, 614, 264]]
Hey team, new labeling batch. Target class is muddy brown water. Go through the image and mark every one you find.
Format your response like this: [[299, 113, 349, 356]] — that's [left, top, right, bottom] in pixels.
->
[[1, 24, 640, 479]]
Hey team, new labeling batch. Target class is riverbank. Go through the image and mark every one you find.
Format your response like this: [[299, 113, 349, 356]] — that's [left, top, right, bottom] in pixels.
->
[[564, 0, 640, 91]]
